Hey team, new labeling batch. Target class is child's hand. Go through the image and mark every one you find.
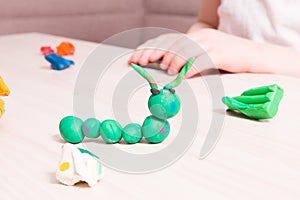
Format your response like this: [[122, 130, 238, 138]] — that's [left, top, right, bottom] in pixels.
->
[[129, 29, 258, 78], [128, 33, 185, 67]]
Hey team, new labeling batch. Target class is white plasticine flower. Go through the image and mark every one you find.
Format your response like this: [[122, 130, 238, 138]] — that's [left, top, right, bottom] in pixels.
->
[[56, 143, 103, 187]]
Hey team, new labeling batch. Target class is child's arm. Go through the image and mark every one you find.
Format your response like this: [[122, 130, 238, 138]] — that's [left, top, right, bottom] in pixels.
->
[[243, 41, 300, 77], [188, 0, 300, 78], [185, 28, 300, 77], [129, 0, 300, 78], [187, 0, 220, 31]]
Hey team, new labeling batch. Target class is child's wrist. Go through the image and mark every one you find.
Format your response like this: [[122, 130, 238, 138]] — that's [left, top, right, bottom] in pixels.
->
[[187, 22, 215, 34], [246, 42, 274, 74]]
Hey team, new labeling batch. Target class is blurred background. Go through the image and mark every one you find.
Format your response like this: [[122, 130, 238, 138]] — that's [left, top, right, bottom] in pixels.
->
[[0, 0, 200, 42]]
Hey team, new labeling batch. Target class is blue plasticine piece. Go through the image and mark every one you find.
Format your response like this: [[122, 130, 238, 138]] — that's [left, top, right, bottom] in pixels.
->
[[45, 53, 74, 70]]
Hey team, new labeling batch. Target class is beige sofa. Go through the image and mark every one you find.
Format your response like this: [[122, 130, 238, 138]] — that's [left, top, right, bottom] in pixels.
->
[[0, 0, 200, 42]]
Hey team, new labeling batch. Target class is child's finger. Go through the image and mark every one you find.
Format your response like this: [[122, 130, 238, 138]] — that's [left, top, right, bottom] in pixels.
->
[[129, 38, 157, 64], [138, 50, 155, 66], [185, 66, 199, 78], [150, 34, 186, 68], [184, 55, 215, 78], [161, 52, 175, 70], [167, 39, 205, 76], [129, 50, 144, 64], [161, 36, 197, 71], [148, 35, 183, 64], [168, 56, 186, 75], [149, 49, 165, 62]]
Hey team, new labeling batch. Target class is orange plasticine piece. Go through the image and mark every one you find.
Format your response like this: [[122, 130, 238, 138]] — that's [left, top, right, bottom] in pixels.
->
[[56, 42, 75, 56], [0, 76, 10, 117]]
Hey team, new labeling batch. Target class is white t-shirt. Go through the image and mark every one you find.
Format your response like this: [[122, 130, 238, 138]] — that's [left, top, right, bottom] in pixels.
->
[[218, 0, 300, 50]]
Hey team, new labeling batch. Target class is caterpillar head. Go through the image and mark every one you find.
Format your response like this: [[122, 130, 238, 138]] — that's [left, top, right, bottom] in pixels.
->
[[131, 57, 194, 120]]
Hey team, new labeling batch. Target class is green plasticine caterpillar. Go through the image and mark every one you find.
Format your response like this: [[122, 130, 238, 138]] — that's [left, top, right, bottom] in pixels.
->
[[59, 57, 195, 144]]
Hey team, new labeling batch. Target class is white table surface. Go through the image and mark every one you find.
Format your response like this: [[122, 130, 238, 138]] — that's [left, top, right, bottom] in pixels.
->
[[0, 33, 300, 200]]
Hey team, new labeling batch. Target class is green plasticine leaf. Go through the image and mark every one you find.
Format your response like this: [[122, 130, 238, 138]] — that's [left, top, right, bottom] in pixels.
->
[[222, 84, 284, 119]]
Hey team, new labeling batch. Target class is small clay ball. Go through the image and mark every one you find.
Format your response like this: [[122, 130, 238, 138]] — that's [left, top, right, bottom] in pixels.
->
[[142, 115, 170, 143], [122, 123, 142, 144], [100, 120, 122, 144], [59, 116, 84, 144], [82, 118, 101, 138]]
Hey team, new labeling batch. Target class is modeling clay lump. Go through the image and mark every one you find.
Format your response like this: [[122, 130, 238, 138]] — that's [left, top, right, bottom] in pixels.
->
[[56, 143, 103, 187], [45, 53, 74, 70], [222, 84, 284, 119], [0, 76, 10, 117], [56, 42, 75, 56]]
